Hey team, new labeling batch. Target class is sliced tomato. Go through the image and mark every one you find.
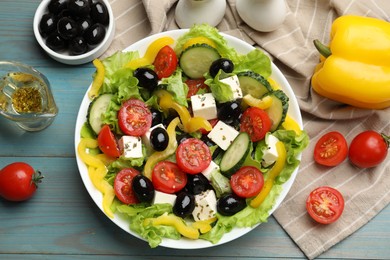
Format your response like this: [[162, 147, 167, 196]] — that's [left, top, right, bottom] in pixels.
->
[[306, 186, 344, 224], [230, 166, 264, 198], [97, 124, 121, 157], [118, 99, 152, 136], [240, 107, 272, 142], [314, 131, 348, 166], [114, 168, 140, 204], [185, 78, 210, 98], [176, 138, 212, 174], [153, 45, 178, 79], [152, 161, 187, 193]]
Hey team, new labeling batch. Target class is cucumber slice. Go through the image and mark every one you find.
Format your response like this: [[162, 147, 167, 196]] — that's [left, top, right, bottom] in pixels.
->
[[237, 71, 273, 98], [220, 132, 251, 178], [87, 93, 113, 135], [264, 90, 289, 131], [179, 43, 220, 79]]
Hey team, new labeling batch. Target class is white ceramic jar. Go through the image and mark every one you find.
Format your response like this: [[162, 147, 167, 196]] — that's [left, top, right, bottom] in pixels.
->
[[236, 0, 287, 32], [175, 0, 227, 29]]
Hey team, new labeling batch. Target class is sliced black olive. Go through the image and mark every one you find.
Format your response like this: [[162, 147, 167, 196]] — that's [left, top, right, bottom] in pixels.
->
[[150, 127, 169, 151], [48, 0, 68, 14], [46, 33, 66, 51], [68, 0, 91, 17], [84, 23, 106, 45], [217, 101, 242, 125], [133, 68, 158, 91], [90, 1, 109, 25], [173, 192, 195, 218], [69, 36, 88, 55], [57, 17, 79, 40], [132, 175, 155, 203], [217, 194, 246, 216], [185, 174, 210, 195], [209, 58, 234, 78], [39, 13, 57, 36]]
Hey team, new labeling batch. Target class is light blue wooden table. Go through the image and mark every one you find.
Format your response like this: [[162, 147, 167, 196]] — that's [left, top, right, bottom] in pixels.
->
[[0, 1, 389, 259]]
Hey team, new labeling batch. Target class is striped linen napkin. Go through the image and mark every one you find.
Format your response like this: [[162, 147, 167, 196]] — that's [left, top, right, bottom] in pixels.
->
[[104, 0, 390, 259]]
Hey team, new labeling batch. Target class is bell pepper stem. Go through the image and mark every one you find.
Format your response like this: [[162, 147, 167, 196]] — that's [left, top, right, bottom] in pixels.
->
[[313, 39, 332, 58]]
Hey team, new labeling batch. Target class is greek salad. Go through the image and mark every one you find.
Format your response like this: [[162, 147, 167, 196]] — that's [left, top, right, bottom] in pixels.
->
[[78, 24, 309, 248]]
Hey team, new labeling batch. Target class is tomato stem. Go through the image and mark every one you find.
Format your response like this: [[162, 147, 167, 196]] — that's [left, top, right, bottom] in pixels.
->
[[381, 133, 390, 148], [32, 170, 44, 187]]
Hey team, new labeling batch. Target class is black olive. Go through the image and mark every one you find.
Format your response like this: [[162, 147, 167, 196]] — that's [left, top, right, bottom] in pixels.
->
[[185, 174, 210, 195], [151, 108, 163, 126], [77, 17, 92, 34], [84, 23, 106, 45], [90, 1, 109, 25], [200, 135, 215, 147], [39, 13, 57, 36], [211, 146, 222, 161], [57, 17, 79, 40], [133, 68, 158, 91], [132, 175, 155, 203], [48, 0, 68, 14], [150, 127, 169, 151], [173, 192, 195, 218], [68, 0, 91, 17], [209, 58, 234, 78], [217, 101, 242, 124], [176, 132, 192, 145], [46, 33, 66, 51], [217, 194, 246, 216], [69, 36, 88, 55]]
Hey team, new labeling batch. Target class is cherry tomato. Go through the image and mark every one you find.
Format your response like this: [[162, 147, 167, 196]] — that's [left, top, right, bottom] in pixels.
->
[[306, 186, 344, 224], [240, 107, 272, 142], [97, 125, 121, 157], [349, 130, 389, 168], [118, 99, 152, 136], [230, 166, 264, 198], [152, 161, 187, 193], [0, 162, 43, 202], [185, 78, 209, 98], [153, 45, 178, 79], [176, 138, 212, 174], [314, 131, 348, 167], [114, 168, 140, 204]]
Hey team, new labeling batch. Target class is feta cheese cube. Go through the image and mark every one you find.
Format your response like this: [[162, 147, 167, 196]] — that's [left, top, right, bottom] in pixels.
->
[[262, 134, 279, 167], [220, 75, 243, 100], [192, 190, 217, 221], [153, 190, 177, 206], [118, 135, 143, 158], [201, 161, 220, 180], [207, 120, 239, 150], [190, 93, 217, 120]]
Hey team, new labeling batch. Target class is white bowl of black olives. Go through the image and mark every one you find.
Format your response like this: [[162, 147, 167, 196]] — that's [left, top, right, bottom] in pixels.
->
[[33, 0, 115, 65]]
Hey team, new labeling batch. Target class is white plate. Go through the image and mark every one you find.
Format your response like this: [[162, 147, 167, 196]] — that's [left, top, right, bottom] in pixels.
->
[[74, 30, 303, 249]]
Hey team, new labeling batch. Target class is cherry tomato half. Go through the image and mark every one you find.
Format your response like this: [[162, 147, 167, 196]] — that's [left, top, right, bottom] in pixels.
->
[[176, 138, 212, 174], [152, 161, 187, 194], [118, 99, 152, 136], [97, 125, 121, 157], [349, 130, 389, 168], [240, 107, 272, 142], [306, 186, 344, 224], [153, 45, 178, 79], [230, 166, 264, 198], [314, 131, 348, 167], [0, 162, 43, 202], [114, 168, 140, 204], [185, 78, 210, 98]]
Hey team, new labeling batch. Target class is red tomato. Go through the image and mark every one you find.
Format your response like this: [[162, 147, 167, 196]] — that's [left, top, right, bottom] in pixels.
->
[[153, 45, 178, 79], [114, 168, 140, 204], [176, 138, 212, 174], [185, 78, 210, 98], [199, 118, 219, 135], [314, 131, 348, 167], [240, 107, 272, 142], [230, 166, 264, 198], [306, 186, 344, 224], [0, 162, 43, 202], [97, 125, 121, 157], [118, 99, 152, 136], [152, 161, 187, 193], [349, 130, 389, 168]]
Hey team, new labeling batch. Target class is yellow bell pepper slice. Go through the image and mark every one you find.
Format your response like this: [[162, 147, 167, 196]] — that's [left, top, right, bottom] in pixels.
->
[[282, 115, 302, 135], [192, 217, 217, 234], [147, 214, 200, 240], [88, 59, 105, 100], [250, 141, 287, 208], [242, 94, 273, 110], [125, 36, 175, 69]]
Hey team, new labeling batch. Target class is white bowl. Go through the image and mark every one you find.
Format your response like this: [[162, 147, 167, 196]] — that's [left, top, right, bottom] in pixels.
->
[[33, 0, 115, 65]]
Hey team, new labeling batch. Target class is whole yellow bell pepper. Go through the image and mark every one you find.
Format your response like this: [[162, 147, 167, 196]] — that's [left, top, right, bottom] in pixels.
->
[[312, 15, 390, 109]]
